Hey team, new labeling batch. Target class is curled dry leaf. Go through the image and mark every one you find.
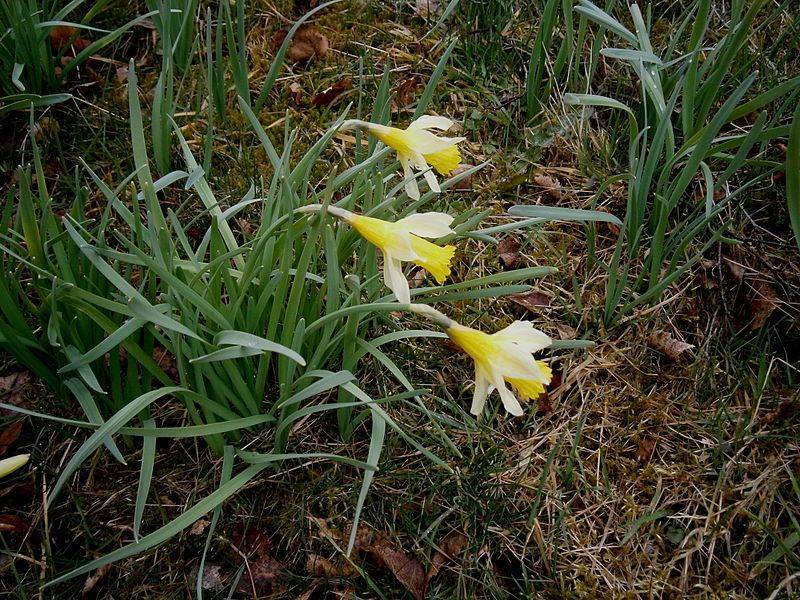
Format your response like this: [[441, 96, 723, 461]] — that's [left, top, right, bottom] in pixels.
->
[[275, 25, 329, 63], [81, 564, 112, 599], [308, 517, 425, 599], [230, 525, 284, 597], [311, 77, 351, 108], [199, 564, 224, 590], [636, 437, 657, 464], [450, 163, 474, 191], [0, 422, 23, 457], [0, 514, 28, 533], [366, 535, 426, 600], [0, 371, 30, 415], [496, 237, 521, 270], [396, 76, 421, 106], [510, 291, 551, 314], [307, 553, 356, 578], [415, 0, 441, 17], [721, 254, 745, 283], [556, 323, 577, 340], [289, 81, 303, 103], [647, 331, 694, 361], [533, 174, 561, 199], [190, 518, 209, 536], [426, 530, 468, 582], [49, 25, 90, 52], [747, 279, 780, 330]]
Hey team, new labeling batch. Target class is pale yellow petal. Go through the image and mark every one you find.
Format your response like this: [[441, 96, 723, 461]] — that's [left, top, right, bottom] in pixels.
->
[[0, 454, 29, 478], [424, 144, 462, 175], [470, 368, 490, 415], [396, 212, 454, 238], [409, 237, 455, 284], [407, 115, 455, 131]]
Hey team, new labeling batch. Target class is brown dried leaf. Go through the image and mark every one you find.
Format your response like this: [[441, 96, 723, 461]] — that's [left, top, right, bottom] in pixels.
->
[[533, 174, 561, 199], [636, 437, 657, 464], [275, 25, 329, 63], [396, 76, 421, 106], [311, 77, 351, 107], [366, 535, 425, 600], [497, 238, 520, 270], [289, 81, 303, 103], [0, 514, 28, 533], [307, 553, 356, 578], [190, 518, 209, 536], [450, 163, 474, 191], [33, 117, 60, 143], [198, 564, 224, 590], [153, 346, 179, 382], [81, 564, 112, 599], [721, 255, 745, 283], [556, 324, 577, 340], [308, 515, 344, 545], [647, 331, 694, 361], [747, 279, 780, 330], [510, 291, 551, 313], [408, 267, 427, 290], [230, 525, 284, 596], [296, 581, 322, 600], [0, 422, 23, 457], [49, 25, 90, 52], [236, 555, 283, 597], [415, 0, 441, 16], [426, 530, 467, 582], [0, 371, 30, 415]]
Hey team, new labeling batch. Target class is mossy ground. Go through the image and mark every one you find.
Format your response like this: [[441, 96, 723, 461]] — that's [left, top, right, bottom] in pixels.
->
[[1, 0, 799, 598]]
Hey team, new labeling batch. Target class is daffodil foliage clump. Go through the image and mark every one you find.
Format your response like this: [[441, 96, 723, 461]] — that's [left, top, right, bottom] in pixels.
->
[[1, 55, 566, 584]]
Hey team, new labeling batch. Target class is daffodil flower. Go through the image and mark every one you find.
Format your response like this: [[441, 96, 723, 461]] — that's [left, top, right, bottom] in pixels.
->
[[340, 116, 466, 200], [407, 305, 553, 417], [0, 454, 29, 479], [300, 205, 456, 303], [447, 320, 552, 416]]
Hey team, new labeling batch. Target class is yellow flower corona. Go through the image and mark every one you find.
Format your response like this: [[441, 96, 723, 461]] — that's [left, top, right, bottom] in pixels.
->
[[317, 207, 456, 303], [0, 454, 29, 479], [447, 320, 552, 416], [340, 116, 466, 200]]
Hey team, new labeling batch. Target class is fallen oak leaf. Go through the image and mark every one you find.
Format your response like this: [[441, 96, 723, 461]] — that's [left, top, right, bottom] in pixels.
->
[[365, 534, 425, 600], [229, 525, 284, 597], [0, 371, 30, 415], [274, 25, 329, 63], [307, 553, 356, 578], [289, 81, 303, 103], [0, 514, 28, 534], [533, 174, 561, 199], [497, 237, 520, 269], [449, 163, 474, 191], [510, 291, 551, 313], [647, 331, 694, 361], [396, 75, 421, 106], [81, 564, 112, 599], [747, 278, 779, 330], [311, 77, 351, 107], [636, 437, 657, 465], [0, 422, 23, 457], [49, 25, 90, 52], [426, 530, 467, 582]]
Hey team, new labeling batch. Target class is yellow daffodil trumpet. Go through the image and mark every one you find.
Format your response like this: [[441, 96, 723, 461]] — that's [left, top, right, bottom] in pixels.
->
[[340, 116, 466, 200], [410, 304, 552, 417], [299, 205, 456, 303], [0, 454, 29, 479]]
